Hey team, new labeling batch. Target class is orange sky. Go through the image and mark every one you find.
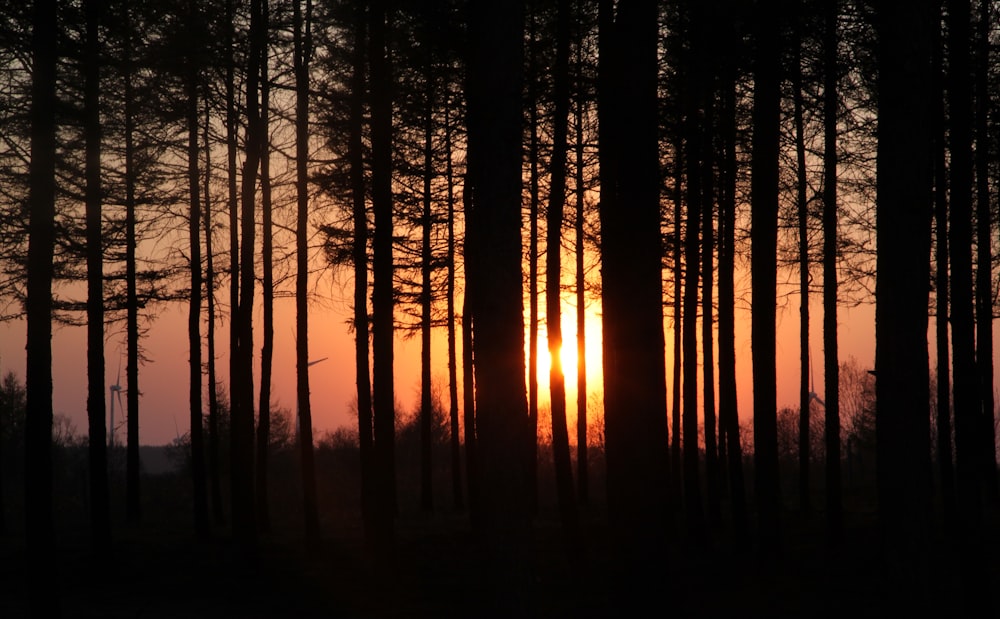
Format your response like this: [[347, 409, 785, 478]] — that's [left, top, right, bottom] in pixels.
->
[[0, 270, 886, 447]]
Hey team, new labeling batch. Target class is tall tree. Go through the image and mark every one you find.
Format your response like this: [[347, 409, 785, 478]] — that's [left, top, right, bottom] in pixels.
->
[[932, 0, 955, 519], [347, 0, 375, 545], [419, 27, 435, 512], [973, 0, 997, 497], [546, 0, 579, 533], [186, 0, 209, 540], [233, 0, 264, 546], [370, 0, 397, 555], [203, 97, 225, 526], [526, 3, 540, 513], [751, 0, 782, 553], [465, 0, 532, 609], [718, 0, 747, 541], [121, 0, 142, 525], [822, 0, 842, 541], [445, 99, 464, 511], [682, 0, 706, 541], [792, 7, 811, 515], [948, 0, 981, 523], [294, 0, 320, 544], [25, 0, 58, 612], [256, 0, 274, 533], [573, 0, 588, 505], [599, 0, 671, 608], [874, 0, 933, 598], [84, 0, 112, 552]]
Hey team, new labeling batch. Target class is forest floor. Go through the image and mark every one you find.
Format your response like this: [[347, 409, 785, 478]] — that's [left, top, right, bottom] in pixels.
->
[[3, 500, 998, 618]]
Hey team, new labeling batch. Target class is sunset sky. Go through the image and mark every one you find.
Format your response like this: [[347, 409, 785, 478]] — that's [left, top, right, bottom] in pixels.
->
[[1, 270, 880, 447]]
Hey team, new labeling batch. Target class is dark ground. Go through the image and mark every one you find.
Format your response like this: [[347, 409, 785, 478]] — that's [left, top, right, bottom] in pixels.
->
[[3, 499, 996, 618]]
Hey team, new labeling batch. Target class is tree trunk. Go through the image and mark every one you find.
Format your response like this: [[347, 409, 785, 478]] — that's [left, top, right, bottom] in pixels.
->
[[466, 1, 532, 609], [445, 101, 464, 511], [84, 0, 112, 553], [751, 0, 781, 554], [974, 0, 997, 498], [203, 98, 225, 526], [256, 0, 273, 532], [526, 6, 540, 515], [348, 0, 375, 545], [875, 0, 933, 598], [822, 0, 842, 542], [419, 63, 435, 513], [123, 0, 142, 525], [26, 0, 58, 612], [546, 0, 579, 534], [294, 0, 320, 544], [682, 2, 705, 538], [225, 0, 241, 527], [599, 0, 671, 608], [369, 0, 396, 555], [187, 0, 209, 540], [234, 0, 264, 547], [573, 2, 588, 505], [792, 18, 811, 516], [931, 0, 955, 520], [718, 6, 747, 541]]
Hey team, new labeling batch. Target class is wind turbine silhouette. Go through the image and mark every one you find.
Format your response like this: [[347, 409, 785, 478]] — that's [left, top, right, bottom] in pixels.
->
[[808, 353, 825, 408], [109, 357, 125, 449]]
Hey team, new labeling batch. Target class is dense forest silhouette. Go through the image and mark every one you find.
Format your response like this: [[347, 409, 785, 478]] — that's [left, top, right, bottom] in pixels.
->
[[2, 0, 1000, 616]]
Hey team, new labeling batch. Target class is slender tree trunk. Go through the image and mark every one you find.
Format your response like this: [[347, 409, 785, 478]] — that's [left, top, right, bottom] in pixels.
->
[[751, 0, 782, 554], [573, 4, 588, 505], [701, 71, 720, 526], [948, 0, 981, 524], [234, 0, 264, 547], [718, 10, 747, 540], [546, 0, 579, 534], [599, 0, 671, 608], [187, 0, 209, 539], [683, 1, 706, 540], [370, 0, 396, 555], [294, 0, 320, 544], [26, 0, 58, 613], [526, 6, 540, 515], [875, 0, 933, 598], [123, 0, 142, 525], [256, 0, 274, 532], [932, 0, 955, 520], [85, 0, 111, 553], [419, 65, 435, 513], [466, 2, 532, 608], [204, 98, 225, 526], [822, 0, 842, 542], [461, 263, 478, 525], [974, 0, 997, 499], [671, 131, 683, 502], [446, 102, 464, 511], [348, 0, 374, 544], [792, 21, 811, 516], [225, 0, 241, 517]]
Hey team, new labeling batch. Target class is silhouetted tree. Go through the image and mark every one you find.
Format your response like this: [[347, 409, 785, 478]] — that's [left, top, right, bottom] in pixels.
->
[[84, 0, 111, 553], [822, 0, 842, 542], [465, 0, 532, 609], [598, 0, 670, 608], [25, 0, 59, 613], [256, 0, 273, 533], [874, 0, 933, 599], [185, 0, 209, 540], [751, 0, 782, 554], [545, 0, 579, 534], [370, 0, 397, 556], [294, 0, 321, 545]]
